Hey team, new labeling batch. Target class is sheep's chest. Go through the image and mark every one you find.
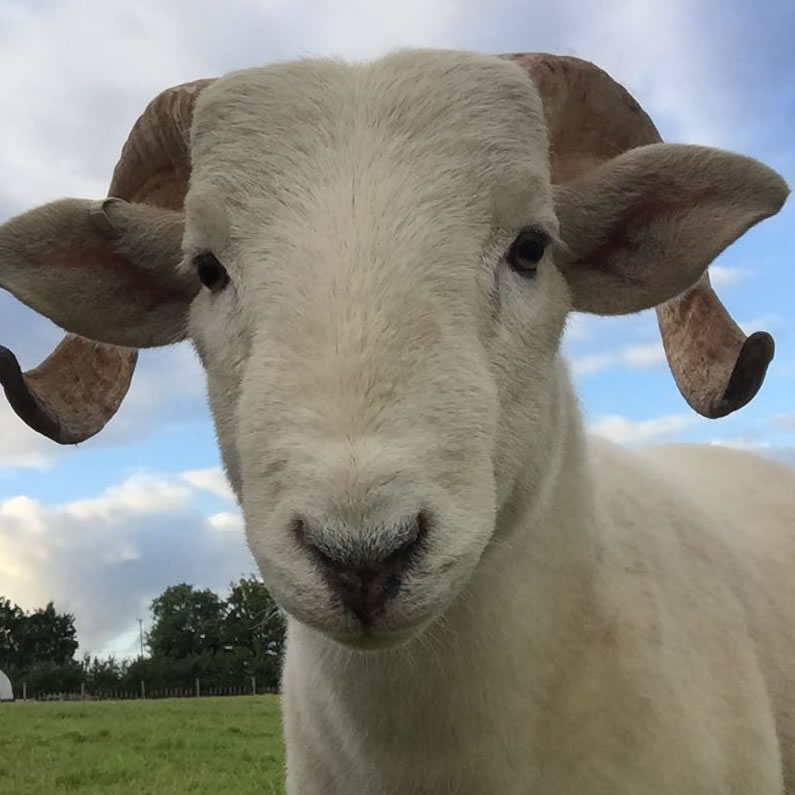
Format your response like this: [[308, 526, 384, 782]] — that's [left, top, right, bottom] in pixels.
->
[[278, 609, 786, 795], [280, 629, 544, 794], [282, 691, 537, 794]]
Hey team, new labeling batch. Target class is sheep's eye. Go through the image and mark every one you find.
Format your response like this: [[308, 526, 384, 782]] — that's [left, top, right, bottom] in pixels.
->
[[195, 252, 229, 292], [507, 229, 548, 277]]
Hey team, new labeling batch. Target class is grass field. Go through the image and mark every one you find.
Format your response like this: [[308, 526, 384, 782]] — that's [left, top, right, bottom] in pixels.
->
[[0, 696, 286, 794]]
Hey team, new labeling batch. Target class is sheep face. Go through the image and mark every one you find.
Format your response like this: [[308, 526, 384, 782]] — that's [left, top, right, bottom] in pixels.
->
[[183, 51, 566, 647]]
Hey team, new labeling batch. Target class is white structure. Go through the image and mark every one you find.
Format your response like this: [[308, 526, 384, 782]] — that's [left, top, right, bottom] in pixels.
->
[[0, 49, 793, 793], [0, 669, 13, 702]]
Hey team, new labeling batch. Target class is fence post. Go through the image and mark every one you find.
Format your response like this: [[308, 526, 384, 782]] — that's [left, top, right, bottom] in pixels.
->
[[81, 682, 86, 700], [22, 681, 27, 701], [140, 680, 146, 700], [251, 675, 256, 696], [195, 677, 200, 698]]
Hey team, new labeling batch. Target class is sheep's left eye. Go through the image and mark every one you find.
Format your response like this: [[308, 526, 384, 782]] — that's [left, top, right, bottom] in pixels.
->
[[506, 229, 548, 277], [195, 252, 230, 292]]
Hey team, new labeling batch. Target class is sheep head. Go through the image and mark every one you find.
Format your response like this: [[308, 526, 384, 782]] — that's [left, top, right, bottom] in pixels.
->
[[0, 50, 787, 647]]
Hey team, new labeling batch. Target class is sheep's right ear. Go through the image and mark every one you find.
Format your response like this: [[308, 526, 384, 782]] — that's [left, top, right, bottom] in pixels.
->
[[0, 198, 198, 348]]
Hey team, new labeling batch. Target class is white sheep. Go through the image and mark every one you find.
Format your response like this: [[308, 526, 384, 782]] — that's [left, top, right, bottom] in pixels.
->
[[1, 49, 793, 794]]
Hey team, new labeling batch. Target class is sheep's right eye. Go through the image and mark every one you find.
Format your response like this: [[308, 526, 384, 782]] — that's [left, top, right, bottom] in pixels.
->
[[195, 252, 230, 293]]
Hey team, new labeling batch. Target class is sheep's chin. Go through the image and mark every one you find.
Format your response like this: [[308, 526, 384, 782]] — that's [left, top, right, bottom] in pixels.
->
[[327, 621, 431, 653]]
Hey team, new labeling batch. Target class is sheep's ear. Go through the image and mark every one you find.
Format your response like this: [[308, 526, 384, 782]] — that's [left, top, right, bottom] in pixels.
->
[[0, 198, 198, 347], [554, 143, 789, 315]]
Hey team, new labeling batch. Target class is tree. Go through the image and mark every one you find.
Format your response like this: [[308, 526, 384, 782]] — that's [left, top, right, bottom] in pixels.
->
[[17, 602, 79, 668], [0, 597, 25, 667], [224, 574, 286, 659], [0, 598, 80, 696], [147, 583, 227, 659], [25, 659, 82, 694], [81, 653, 129, 692], [0, 599, 78, 670], [0, 581, 287, 696], [222, 575, 286, 692]]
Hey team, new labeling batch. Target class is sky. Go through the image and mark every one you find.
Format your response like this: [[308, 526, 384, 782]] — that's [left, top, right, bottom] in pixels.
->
[[1, 0, 794, 658]]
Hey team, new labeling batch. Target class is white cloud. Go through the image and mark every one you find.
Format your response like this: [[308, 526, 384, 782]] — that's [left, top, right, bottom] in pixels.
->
[[590, 413, 696, 444], [183, 468, 236, 502], [65, 473, 194, 520], [709, 265, 754, 287], [708, 438, 772, 451], [571, 341, 666, 376], [0, 469, 251, 656], [0, 400, 58, 471], [208, 512, 245, 533], [769, 414, 795, 432]]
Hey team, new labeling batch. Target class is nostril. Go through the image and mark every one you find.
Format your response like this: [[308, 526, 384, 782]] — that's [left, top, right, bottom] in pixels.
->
[[382, 510, 429, 569], [293, 510, 431, 623]]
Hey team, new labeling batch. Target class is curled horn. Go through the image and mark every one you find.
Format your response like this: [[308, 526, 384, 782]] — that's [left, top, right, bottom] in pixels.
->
[[504, 52, 775, 419], [0, 78, 214, 445]]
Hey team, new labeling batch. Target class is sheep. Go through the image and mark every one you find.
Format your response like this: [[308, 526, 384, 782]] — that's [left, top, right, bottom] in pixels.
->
[[1, 48, 793, 794]]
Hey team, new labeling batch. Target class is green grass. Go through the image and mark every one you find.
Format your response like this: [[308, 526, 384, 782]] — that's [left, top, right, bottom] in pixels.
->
[[0, 696, 285, 794]]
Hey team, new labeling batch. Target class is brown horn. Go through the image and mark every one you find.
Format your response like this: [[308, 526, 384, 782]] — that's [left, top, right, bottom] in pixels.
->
[[0, 78, 214, 445], [503, 52, 775, 419], [656, 274, 775, 418]]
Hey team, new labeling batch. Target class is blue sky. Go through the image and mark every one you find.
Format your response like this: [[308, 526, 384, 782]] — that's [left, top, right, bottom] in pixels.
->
[[1, 0, 794, 657]]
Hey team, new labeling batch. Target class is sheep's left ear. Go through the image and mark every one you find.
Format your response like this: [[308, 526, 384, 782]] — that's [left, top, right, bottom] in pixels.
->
[[554, 143, 789, 315]]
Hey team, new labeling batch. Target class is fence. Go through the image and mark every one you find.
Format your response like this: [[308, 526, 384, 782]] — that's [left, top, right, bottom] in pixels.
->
[[13, 676, 278, 702]]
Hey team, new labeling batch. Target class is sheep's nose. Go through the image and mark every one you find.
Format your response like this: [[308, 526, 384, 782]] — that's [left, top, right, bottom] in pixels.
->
[[295, 513, 428, 624]]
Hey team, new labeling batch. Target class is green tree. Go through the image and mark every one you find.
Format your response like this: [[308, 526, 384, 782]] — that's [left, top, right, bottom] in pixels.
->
[[25, 659, 82, 694], [147, 583, 227, 658], [0, 597, 25, 667], [2, 600, 78, 670], [0, 598, 80, 696], [139, 577, 286, 692], [81, 653, 128, 692], [223, 574, 286, 658]]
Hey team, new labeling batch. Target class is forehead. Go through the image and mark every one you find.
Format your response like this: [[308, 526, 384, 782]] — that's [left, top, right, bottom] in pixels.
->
[[188, 50, 551, 222]]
